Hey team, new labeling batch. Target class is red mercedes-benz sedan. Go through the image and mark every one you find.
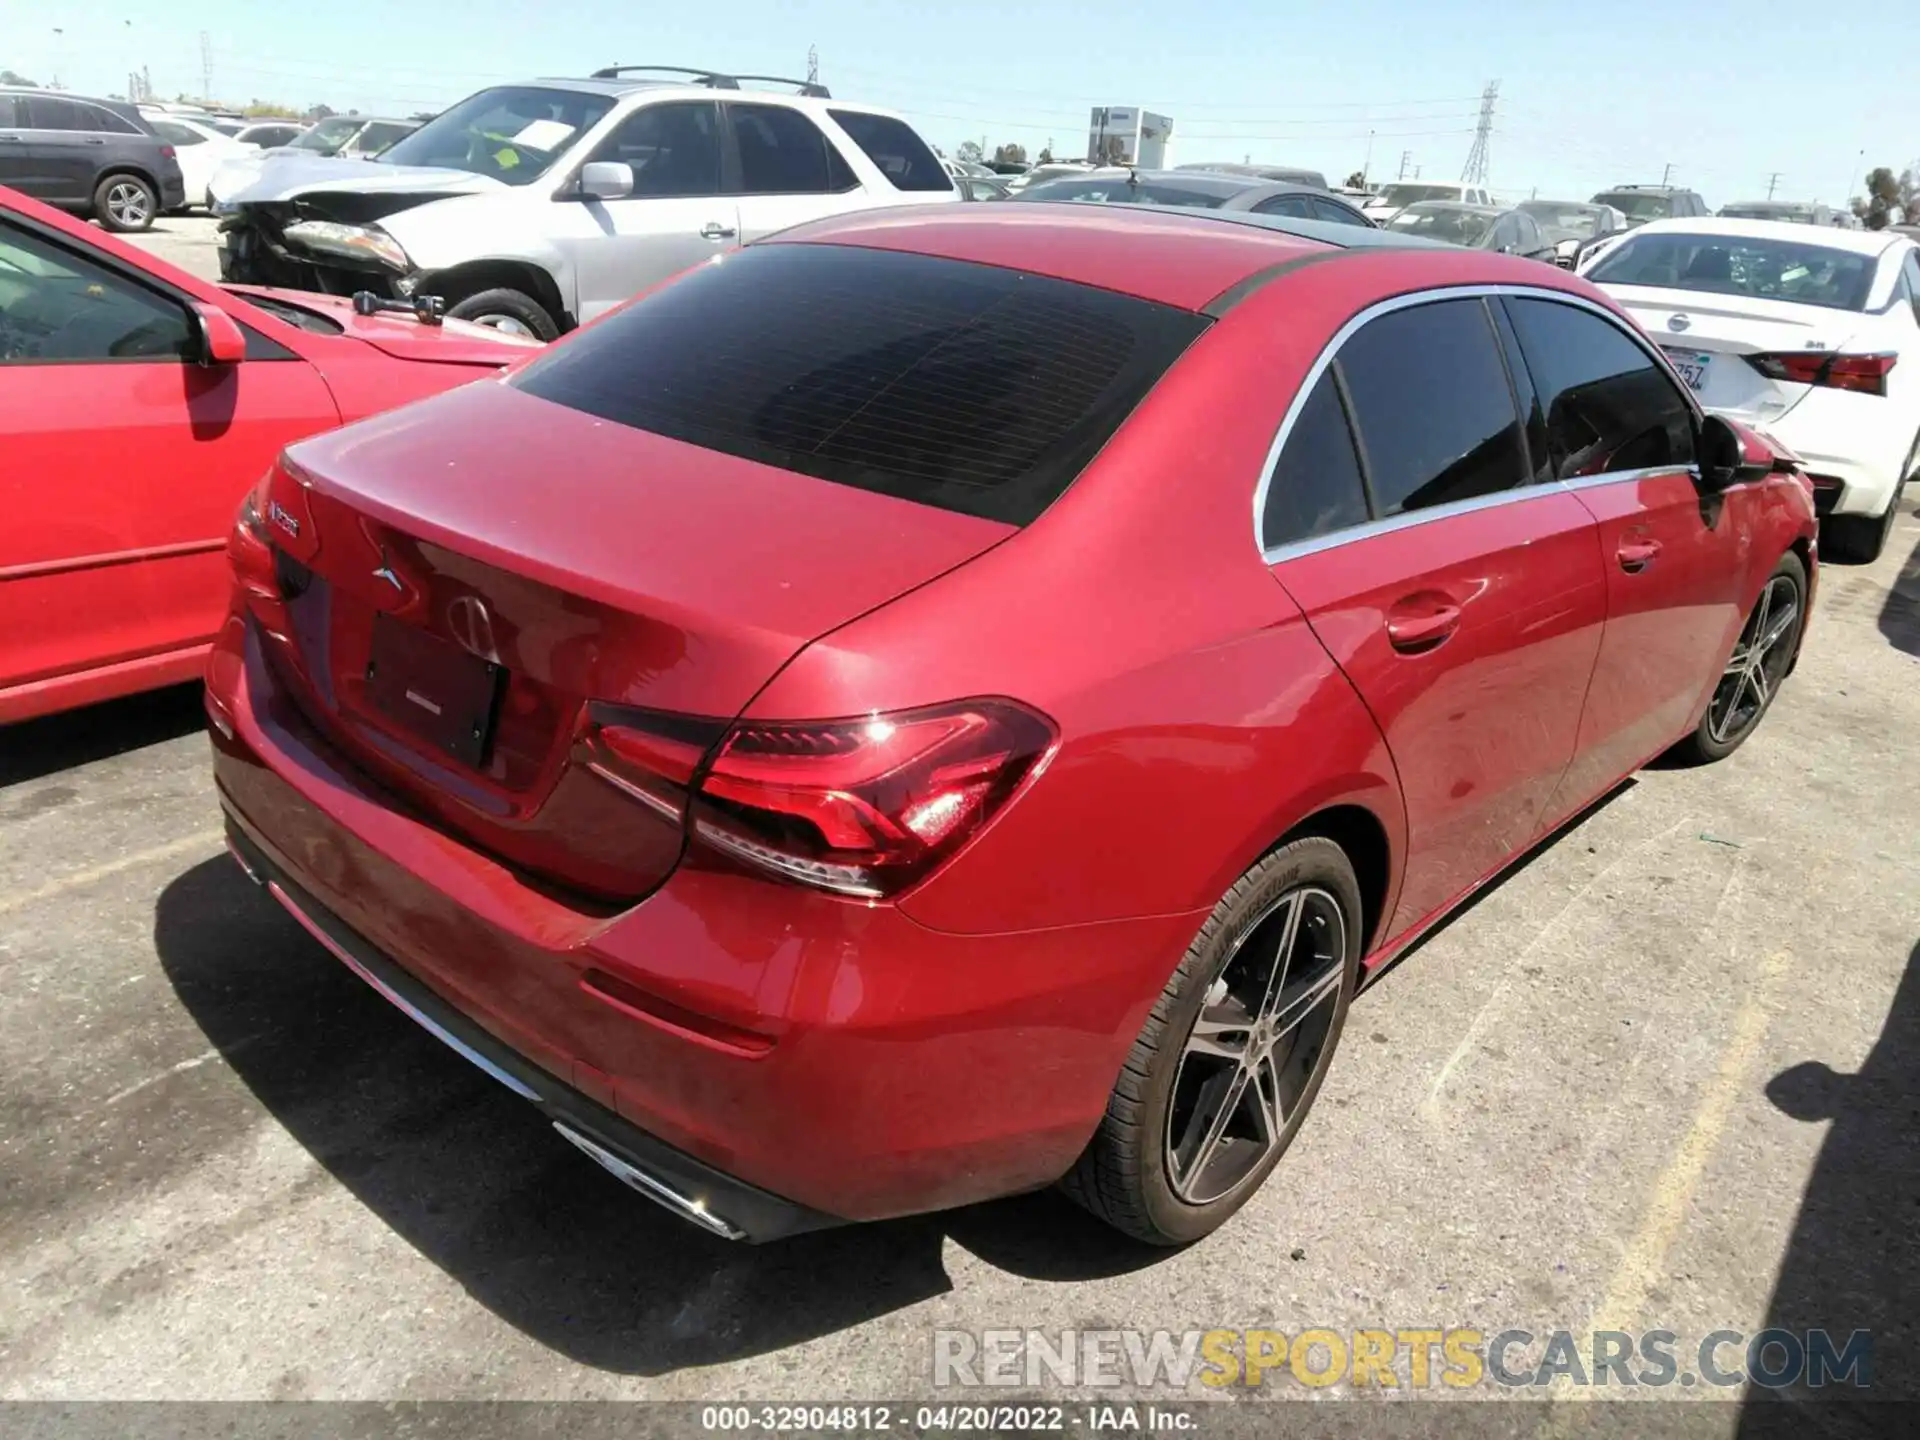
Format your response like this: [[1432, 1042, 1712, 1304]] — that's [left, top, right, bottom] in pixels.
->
[[204, 203, 1817, 1245], [0, 186, 539, 724]]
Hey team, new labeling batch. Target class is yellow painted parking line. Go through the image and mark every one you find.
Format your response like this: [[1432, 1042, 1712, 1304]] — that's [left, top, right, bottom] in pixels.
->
[[1420, 816, 1695, 1124], [1588, 944, 1792, 1338], [0, 829, 223, 919]]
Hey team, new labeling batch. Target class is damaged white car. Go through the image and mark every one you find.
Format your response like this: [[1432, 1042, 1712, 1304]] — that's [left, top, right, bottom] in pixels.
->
[[213, 66, 957, 338]]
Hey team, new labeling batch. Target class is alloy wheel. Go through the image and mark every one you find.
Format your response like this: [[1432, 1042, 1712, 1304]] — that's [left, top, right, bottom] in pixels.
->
[[106, 182, 151, 228], [471, 313, 535, 336], [1164, 885, 1347, 1205], [1707, 574, 1801, 745]]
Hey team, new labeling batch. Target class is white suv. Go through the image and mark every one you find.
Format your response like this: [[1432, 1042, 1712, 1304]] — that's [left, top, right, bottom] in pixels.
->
[[214, 67, 957, 338], [1361, 180, 1491, 225]]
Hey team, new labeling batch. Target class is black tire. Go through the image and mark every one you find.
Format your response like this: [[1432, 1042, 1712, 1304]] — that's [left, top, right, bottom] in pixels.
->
[[94, 173, 158, 233], [442, 287, 559, 341], [1061, 836, 1362, 1245], [1669, 551, 1807, 766]]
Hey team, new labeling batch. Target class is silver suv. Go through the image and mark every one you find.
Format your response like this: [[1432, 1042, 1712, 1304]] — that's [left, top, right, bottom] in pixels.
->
[[213, 66, 957, 338]]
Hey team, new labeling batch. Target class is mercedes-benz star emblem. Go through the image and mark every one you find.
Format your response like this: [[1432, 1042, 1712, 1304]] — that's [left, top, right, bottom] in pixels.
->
[[371, 548, 404, 593], [1667, 314, 1692, 333]]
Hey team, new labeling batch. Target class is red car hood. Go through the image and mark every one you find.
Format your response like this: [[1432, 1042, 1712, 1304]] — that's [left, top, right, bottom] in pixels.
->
[[226, 286, 542, 365]]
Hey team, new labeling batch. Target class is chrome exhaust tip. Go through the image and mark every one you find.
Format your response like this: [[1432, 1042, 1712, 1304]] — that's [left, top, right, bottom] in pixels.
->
[[552, 1122, 747, 1240]]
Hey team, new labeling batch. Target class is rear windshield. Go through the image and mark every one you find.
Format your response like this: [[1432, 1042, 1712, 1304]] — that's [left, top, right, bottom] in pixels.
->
[[1518, 202, 1605, 236], [1586, 232, 1878, 311], [511, 243, 1207, 525], [1592, 191, 1676, 221], [1387, 207, 1494, 245], [1373, 184, 1459, 206]]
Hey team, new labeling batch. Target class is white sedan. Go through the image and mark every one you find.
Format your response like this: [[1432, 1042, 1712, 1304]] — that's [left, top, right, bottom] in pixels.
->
[[143, 116, 259, 211], [1584, 218, 1920, 562]]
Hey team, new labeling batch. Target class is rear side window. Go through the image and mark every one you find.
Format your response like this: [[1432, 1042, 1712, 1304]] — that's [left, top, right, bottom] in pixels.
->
[[1262, 370, 1370, 550], [1336, 299, 1527, 514], [0, 97, 19, 127], [828, 110, 950, 192], [729, 104, 838, 194], [1252, 194, 1314, 219], [26, 97, 99, 132], [512, 243, 1207, 524], [1310, 198, 1368, 227], [1504, 298, 1695, 478]]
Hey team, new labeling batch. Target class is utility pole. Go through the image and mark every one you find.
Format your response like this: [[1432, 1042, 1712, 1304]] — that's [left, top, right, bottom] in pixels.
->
[[1398, 150, 1411, 181], [1362, 128, 1375, 185], [1766, 171, 1781, 199], [1460, 79, 1499, 185], [806, 44, 818, 87], [199, 30, 213, 103], [1661, 161, 1673, 187]]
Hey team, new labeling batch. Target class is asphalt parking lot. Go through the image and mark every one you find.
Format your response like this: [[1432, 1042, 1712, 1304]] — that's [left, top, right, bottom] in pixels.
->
[[1, 220, 1916, 1411]]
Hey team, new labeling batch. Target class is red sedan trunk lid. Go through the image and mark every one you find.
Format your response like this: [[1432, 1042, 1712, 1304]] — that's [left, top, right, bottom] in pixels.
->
[[259, 381, 1014, 901]]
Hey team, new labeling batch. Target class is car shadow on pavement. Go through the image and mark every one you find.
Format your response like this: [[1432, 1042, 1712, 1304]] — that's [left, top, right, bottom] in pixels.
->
[[0, 682, 206, 787], [152, 857, 1167, 1376], [1876, 529, 1920, 657], [1737, 936, 1919, 1431]]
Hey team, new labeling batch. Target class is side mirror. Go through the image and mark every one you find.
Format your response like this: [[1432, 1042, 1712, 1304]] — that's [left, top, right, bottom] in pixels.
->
[[1698, 414, 1772, 490], [576, 161, 634, 201], [191, 301, 247, 365]]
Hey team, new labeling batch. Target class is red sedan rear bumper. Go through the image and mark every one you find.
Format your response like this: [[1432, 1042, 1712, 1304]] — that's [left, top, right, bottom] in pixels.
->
[[204, 615, 1201, 1235]]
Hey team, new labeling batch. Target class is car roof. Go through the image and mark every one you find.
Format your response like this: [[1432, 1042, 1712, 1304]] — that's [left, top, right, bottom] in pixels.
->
[[521, 74, 901, 115], [1520, 199, 1603, 210], [1398, 200, 1502, 215], [1614, 216, 1905, 256], [1025, 169, 1322, 200], [770, 201, 1463, 312]]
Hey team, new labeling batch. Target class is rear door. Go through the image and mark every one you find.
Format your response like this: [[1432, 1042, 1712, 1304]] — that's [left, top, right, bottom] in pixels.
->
[[1498, 294, 1749, 821], [20, 96, 111, 204], [558, 99, 737, 323], [1262, 294, 1607, 936], [0, 213, 336, 711], [724, 101, 870, 243]]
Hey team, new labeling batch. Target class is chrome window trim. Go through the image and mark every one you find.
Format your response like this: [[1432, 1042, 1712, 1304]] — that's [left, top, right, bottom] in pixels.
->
[[1252, 282, 1703, 565]]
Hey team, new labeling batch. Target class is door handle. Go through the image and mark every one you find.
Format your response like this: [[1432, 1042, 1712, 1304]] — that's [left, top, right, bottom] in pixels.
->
[[1385, 598, 1463, 652], [700, 222, 737, 240], [83, 137, 105, 145], [1616, 538, 1662, 572]]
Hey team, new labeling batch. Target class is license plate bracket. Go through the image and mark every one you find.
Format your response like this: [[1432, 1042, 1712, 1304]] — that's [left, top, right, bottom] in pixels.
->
[[364, 615, 504, 770]]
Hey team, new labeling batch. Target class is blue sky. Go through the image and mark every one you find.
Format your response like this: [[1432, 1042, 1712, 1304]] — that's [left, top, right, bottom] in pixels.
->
[[13, 0, 1914, 206]]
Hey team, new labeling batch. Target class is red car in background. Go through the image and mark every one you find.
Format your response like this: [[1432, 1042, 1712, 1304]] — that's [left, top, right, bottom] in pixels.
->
[[0, 187, 539, 724], [206, 204, 1815, 1246]]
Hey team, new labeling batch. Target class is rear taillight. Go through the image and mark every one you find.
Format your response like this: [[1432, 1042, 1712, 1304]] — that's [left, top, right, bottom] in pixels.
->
[[229, 476, 277, 601], [159, 144, 176, 160], [1745, 351, 1896, 396], [586, 699, 1056, 899]]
